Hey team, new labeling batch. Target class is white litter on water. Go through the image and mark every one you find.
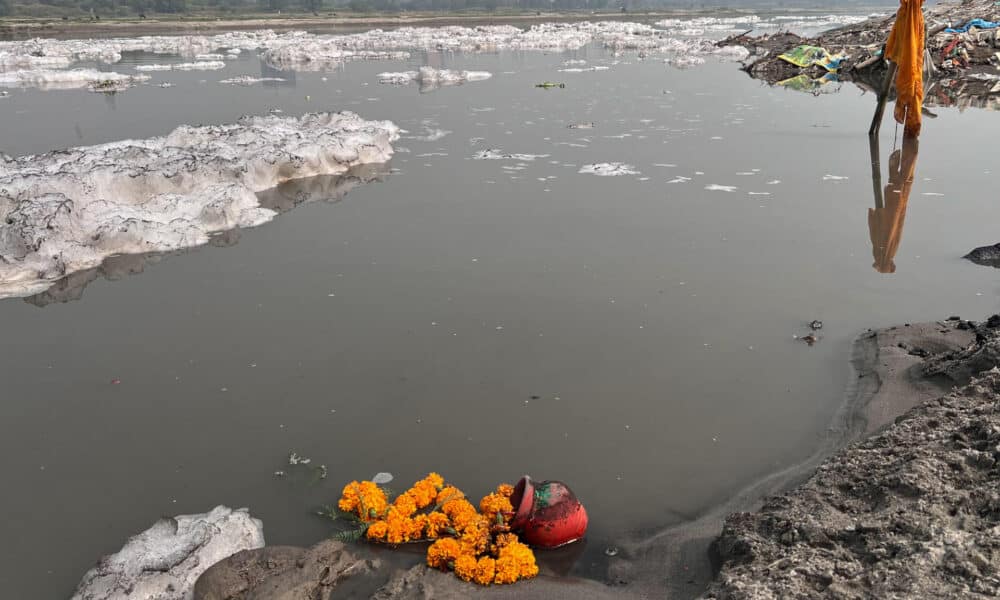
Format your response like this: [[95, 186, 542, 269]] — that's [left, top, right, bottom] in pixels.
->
[[705, 184, 738, 192], [578, 162, 639, 176], [372, 472, 394, 484], [288, 452, 311, 465], [823, 174, 849, 181], [0, 111, 399, 300]]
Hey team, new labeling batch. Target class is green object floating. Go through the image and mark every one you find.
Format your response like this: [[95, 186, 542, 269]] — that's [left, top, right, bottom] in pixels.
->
[[777, 44, 847, 73], [535, 82, 566, 89]]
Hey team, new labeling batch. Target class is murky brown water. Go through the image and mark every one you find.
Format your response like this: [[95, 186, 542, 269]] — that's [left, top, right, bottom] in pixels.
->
[[2, 32, 999, 598]]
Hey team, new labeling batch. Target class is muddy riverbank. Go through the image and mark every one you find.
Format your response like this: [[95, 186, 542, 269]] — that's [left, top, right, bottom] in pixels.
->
[[705, 315, 1000, 598]]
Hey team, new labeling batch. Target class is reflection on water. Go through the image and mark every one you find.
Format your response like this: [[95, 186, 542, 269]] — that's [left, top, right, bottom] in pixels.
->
[[260, 61, 295, 88], [868, 134, 919, 274], [22, 163, 390, 307]]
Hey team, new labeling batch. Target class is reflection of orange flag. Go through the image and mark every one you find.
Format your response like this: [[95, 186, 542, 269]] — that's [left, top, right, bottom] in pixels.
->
[[885, 0, 925, 136], [869, 136, 919, 273]]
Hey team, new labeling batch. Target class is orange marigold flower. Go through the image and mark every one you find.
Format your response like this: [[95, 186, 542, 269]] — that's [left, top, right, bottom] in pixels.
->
[[409, 481, 438, 509], [436, 486, 464, 506], [460, 522, 489, 555], [453, 553, 478, 582], [393, 493, 417, 518], [494, 538, 538, 583], [479, 492, 513, 522], [338, 481, 388, 521], [366, 521, 388, 541], [492, 533, 519, 552], [427, 538, 462, 570], [424, 512, 450, 539], [493, 556, 520, 584], [385, 511, 412, 544], [338, 481, 362, 513], [445, 499, 479, 530], [474, 556, 497, 586], [406, 514, 426, 540], [496, 483, 514, 497], [424, 472, 445, 490]]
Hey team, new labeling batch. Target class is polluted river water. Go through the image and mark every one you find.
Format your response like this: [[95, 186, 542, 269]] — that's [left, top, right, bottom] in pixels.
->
[[2, 12, 1000, 598]]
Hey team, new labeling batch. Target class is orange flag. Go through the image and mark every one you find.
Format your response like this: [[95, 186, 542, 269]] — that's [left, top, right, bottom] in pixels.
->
[[885, 0, 925, 136]]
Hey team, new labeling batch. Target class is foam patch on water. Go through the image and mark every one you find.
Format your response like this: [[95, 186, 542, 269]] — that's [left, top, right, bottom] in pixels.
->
[[219, 75, 286, 85], [0, 68, 149, 91], [135, 61, 226, 72], [0, 112, 398, 299], [377, 66, 491, 91], [559, 66, 610, 73], [0, 21, 753, 76], [579, 163, 639, 176], [655, 13, 871, 37]]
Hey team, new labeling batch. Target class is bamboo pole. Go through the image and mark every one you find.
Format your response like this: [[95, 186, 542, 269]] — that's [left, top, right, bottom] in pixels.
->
[[869, 60, 898, 136], [869, 133, 884, 210]]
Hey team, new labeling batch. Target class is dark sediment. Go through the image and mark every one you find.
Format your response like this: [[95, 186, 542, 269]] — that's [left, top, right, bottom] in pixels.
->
[[723, 0, 1000, 111], [703, 317, 1000, 599]]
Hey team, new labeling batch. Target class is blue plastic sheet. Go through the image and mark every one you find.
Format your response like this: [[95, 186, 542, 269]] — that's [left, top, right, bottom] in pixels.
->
[[945, 18, 1000, 34]]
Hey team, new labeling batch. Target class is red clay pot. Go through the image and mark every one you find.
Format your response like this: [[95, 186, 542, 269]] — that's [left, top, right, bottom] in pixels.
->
[[509, 475, 588, 548]]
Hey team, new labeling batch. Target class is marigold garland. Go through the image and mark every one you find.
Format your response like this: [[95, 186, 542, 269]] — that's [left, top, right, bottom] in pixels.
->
[[335, 474, 538, 586]]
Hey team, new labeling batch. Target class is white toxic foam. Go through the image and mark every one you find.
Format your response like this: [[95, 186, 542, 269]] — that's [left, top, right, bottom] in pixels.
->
[[0, 112, 399, 299], [377, 66, 491, 91], [219, 75, 286, 85], [0, 68, 149, 91], [0, 21, 753, 76], [135, 61, 226, 71]]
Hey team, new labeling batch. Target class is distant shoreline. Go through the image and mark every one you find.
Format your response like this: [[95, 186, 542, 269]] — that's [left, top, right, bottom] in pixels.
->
[[0, 7, 877, 39]]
